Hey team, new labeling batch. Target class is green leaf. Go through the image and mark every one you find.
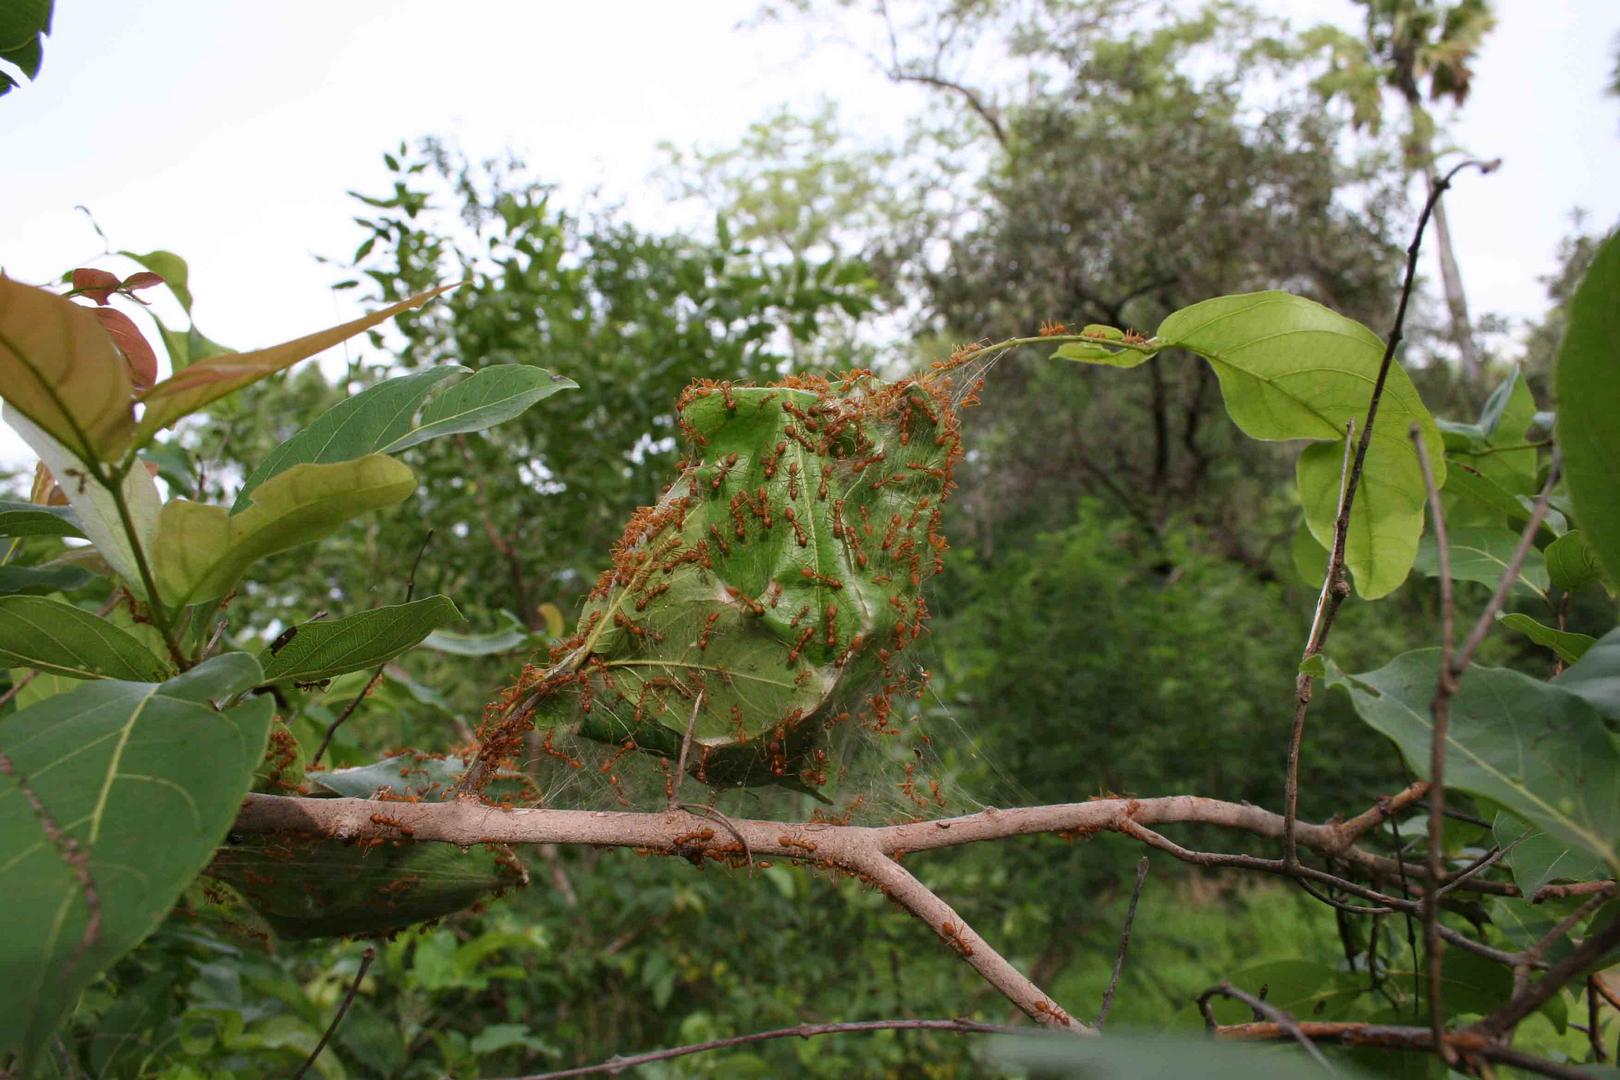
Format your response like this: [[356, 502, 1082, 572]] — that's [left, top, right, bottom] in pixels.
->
[[234, 366, 464, 510], [0, 499, 81, 539], [1442, 463, 1563, 540], [0, 595, 170, 680], [420, 610, 530, 656], [1050, 326, 1153, 368], [0, 654, 274, 1071], [308, 752, 474, 799], [1492, 811, 1604, 898], [1553, 626, 1620, 719], [0, 562, 95, 596], [1465, 367, 1538, 494], [133, 284, 457, 446], [152, 455, 417, 607], [380, 364, 577, 453], [1328, 650, 1620, 875], [1497, 612, 1594, 664], [258, 596, 463, 684], [5, 410, 163, 597], [152, 312, 230, 373], [208, 836, 526, 941], [1411, 526, 1547, 599], [1556, 229, 1620, 588], [119, 250, 194, 313], [1157, 292, 1441, 599], [1546, 531, 1606, 593], [0, 0, 52, 94], [0, 275, 135, 461]]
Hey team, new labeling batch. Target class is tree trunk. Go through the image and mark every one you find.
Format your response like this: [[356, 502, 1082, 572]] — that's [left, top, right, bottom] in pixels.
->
[[1424, 176, 1482, 392]]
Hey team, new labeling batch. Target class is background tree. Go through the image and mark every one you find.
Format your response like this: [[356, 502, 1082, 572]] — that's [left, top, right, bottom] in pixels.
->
[[1307, 0, 1496, 392]]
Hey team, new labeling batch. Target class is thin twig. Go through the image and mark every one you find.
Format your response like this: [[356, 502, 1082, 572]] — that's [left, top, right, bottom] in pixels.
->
[[1280, 157, 1499, 874], [1474, 904, 1620, 1038], [668, 691, 704, 812], [0, 669, 40, 710], [1198, 982, 1336, 1073], [1412, 426, 1455, 1059], [506, 1017, 1019, 1079], [1589, 978, 1610, 1063], [1217, 1020, 1594, 1079], [674, 802, 753, 872], [1096, 856, 1149, 1028], [311, 530, 434, 768], [293, 946, 375, 1079]]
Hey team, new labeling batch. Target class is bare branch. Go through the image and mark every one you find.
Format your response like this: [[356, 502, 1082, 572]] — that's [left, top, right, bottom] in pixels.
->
[[1199, 982, 1336, 1073], [1412, 426, 1454, 1058], [1096, 856, 1149, 1028], [505, 1017, 1020, 1080], [1217, 1021, 1595, 1079], [293, 946, 374, 1080], [1281, 157, 1501, 878]]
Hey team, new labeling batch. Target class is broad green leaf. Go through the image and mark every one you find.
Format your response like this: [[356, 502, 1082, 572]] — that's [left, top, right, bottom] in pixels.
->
[[1556, 230, 1620, 587], [152, 455, 417, 607], [1497, 612, 1594, 664], [133, 284, 457, 445], [0, 499, 81, 539], [257, 596, 463, 684], [1411, 526, 1548, 599], [0, 562, 95, 596], [5, 409, 162, 597], [1441, 463, 1563, 540], [420, 609, 529, 656], [1157, 292, 1441, 599], [1554, 626, 1620, 719], [1464, 367, 1538, 494], [207, 834, 526, 941], [1546, 530, 1606, 593], [0, 275, 134, 460], [119, 249, 194, 313], [1290, 518, 1330, 587], [0, 595, 170, 680], [1492, 811, 1604, 898], [1328, 650, 1620, 874], [234, 366, 464, 510], [152, 312, 230, 373], [6, 668, 76, 709], [0, 654, 274, 1071], [380, 364, 577, 452]]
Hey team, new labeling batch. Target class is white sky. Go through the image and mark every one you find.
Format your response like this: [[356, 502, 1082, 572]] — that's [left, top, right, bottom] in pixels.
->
[[2, 1, 1617, 467]]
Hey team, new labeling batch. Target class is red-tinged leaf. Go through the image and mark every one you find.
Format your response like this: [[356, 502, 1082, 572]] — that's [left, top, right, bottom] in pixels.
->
[[0, 276, 136, 461], [133, 283, 459, 444], [70, 267, 120, 305], [120, 272, 165, 293], [90, 307, 159, 392]]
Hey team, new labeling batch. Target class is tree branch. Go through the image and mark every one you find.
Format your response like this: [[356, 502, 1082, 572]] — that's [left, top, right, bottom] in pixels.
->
[[505, 1018, 1020, 1080]]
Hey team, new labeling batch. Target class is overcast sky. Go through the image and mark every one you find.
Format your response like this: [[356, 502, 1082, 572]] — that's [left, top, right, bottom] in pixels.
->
[[2, 1, 1617, 466]]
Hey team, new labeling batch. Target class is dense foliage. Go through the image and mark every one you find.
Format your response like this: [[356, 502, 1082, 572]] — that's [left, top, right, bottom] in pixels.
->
[[3, 2, 1619, 1078]]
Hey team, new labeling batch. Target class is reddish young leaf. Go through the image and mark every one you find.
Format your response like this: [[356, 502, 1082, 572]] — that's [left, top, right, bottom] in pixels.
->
[[90, 307, 160, 392], [120, 271, 166, 294], [70, 267, 120, 305]]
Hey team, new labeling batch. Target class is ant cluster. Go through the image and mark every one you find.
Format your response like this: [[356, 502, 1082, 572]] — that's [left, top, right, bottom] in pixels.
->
[[480, 367, 969, 806]]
